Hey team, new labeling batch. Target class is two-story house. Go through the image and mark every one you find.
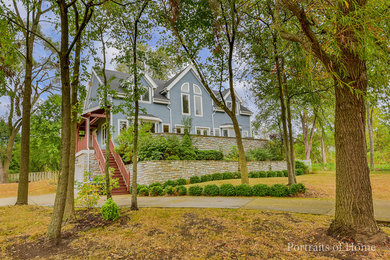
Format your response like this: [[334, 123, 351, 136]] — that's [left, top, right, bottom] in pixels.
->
[[75, 65, 253, 194]]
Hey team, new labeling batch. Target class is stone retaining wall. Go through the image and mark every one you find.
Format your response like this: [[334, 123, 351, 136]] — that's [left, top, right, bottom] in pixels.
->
[[128, 160, 286, 185], [151, 133, 268, 155], [74, 150, 101, 182]]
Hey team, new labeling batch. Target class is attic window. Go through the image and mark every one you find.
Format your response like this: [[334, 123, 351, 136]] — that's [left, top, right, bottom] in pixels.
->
[[193, 84, 201, 94], [140, 86, 150, 102], [181, 83, 189, 93]]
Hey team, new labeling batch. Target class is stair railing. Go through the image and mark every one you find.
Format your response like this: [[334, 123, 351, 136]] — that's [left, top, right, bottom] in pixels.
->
[[109, 140, 130, 191], [92, 132, 105, 175]]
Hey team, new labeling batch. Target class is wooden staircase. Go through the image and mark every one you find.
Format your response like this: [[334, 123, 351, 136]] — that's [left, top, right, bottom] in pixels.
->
[[102, 150, 129, 195]]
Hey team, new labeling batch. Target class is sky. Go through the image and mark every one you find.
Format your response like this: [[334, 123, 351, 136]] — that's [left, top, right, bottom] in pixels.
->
[[0, 0, 257, 125]]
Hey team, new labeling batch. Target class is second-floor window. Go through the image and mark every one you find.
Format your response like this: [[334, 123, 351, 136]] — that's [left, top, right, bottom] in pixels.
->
[[182, 94, 190, 115], [193, 84, 203, 117], [140, 86, 150, 102]]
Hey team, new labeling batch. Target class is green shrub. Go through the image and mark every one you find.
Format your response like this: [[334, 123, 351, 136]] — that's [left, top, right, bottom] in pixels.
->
[[136, 184, 148, 194], [176, 178, 187, 186], [295, 161, 309, 174], [200, 174, 212, 182], [249, 171, 259, 178], [203, 184, 220, 196], [138, 187, 149, 196], [267, 171, 277, 177], [289, 183, 307, 195], [233, 172, 241, 179], [176, 185, 187, 195], [269, 184, 290, 197], [211, 173, 223, 180], [235, 184, 253, 196], [188, 185, 203, 196], [282, 170, 288, 177], [277, 171, 284, 177], [247, 148, 273, 161], [190, 176, 201, 184], [219, 184, 236, 196], [150, 186, 164, 196], [138, 137, 167, 161], [149, 182, 162, 188], [196, 150, 224, 160], [252, 184, 270, 196], [166, 155, 180, 160], [101, 198, 120, 221], [163, 179, 176, 187], [296, 169, 304, 176], [164, 186, 176, 195], [258, 171, 268, 178], [222, 172, 235, 180]]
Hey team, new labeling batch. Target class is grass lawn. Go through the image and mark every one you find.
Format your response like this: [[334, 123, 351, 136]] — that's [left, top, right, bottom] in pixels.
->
[[0, 180, 57, 198], [0, 206, 389, 259], [186, 171, 390, 200]]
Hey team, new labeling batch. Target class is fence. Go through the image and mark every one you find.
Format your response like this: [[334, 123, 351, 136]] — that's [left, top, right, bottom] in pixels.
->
[[8, 171, 60, 183]]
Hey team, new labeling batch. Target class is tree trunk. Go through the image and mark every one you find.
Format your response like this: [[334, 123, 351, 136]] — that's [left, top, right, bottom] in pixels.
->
[[300, 112, 317, 161], [0, 158, 3, 183], [367, 104, 374, 170], [46, 1, 72, 244], [104, 109, 111, 199], [2, 128, 18, 184], [285, 80, 296, 184], [328, 75, 385, 242], [321, 130, 326, 165]]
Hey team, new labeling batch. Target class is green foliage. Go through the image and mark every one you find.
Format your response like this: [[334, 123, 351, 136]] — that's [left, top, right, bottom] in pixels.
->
[[267, 171, 277, 177], [138, 187, 149, 196], [282, 170, 288, 177], [295, 161, 308, 173], [252, 184, 270, 196], [203, 184, 219, 196], [163, 179, 176, 187], [222, 172, 235, 179], [235, 184, 253, 196], [189, 176, 201, 184], [225, 146, 239, 161], [149, 182, 162, 188], [219, 184, 236, 196], [75, 172, 102, 208], [166, 155, 180, 160], [249, 171, 259, 178], [164, 135, 182, 157], [277, 171, 284, 177], [176, 178, 187, 186], [259, 171, 268, 178], [211, 172, 223, 180], [176, 185, 187, 195], [164, 186, 176, 195], [150, 186, 164, 196], [200, 174, 212, 182], [138, 137, 167, 161], [289, 183, 307, 196], [188, 185, 203, 196], [101, 198, 120, 221], [136, 185, 148, 193], [269, 184, 290, 197], [233, 172, 241, 179], [296, 169, 304, 176], [247, 148, 272, 161], [195, 150, 224, 160]]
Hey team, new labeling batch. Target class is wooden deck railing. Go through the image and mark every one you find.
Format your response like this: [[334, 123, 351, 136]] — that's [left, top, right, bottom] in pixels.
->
[[92, 132, 105, 175], [76, 135, 88, 153], [9, 171, 60, 183], [109, 140, 130, 191]]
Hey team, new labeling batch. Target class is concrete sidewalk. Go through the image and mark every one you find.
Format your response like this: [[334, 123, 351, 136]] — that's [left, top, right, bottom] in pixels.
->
[[1, 194, 389, 222]]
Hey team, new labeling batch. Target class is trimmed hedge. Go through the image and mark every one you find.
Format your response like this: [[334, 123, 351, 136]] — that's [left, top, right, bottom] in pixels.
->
[[150, 186, 164, 196], [176, 185, 187, 195], [269, 184, 290, 197], [220, 184, 236, 196], [190, 176, 201, 184], [188, 185, 203, 196], [289, 183, 306, 195], [235, 184, 253, 196], [195, 150, 224, 160], [203, 184, 220, 196], [252, 184, 269, 196]]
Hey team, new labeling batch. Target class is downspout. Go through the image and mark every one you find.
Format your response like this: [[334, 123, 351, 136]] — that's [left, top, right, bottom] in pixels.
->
[[168, 104, 172, 133], [212, 110, 216, 136]]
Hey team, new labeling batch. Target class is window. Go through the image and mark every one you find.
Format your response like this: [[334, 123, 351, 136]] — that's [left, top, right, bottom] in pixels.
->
[[226, 101, 232, 110], [194, 96, 203, 117], [182, 93, 190, 115], [118, 120, 129, 135], [163, 124, 170, 133], [175, 125, 185, 134], [193, 84, 201, 94], [140, 87, 150, 103], [222, 129, 229, 137], [214, 128, 220, 136], [243, 131, 248, 138], [196, 127, 209, 136], [181, 83, 189, 92]]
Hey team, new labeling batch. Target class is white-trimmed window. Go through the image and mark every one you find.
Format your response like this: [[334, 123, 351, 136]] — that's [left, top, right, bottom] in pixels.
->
[[196, 127, 209, 136], [194, 95, 203, 117], [193, 84, 202, 94], [118, 119, 129, 135], [140, 86, 151, 103], [222, 129, 229, 137], [243, 131, 248, 138], [181, 93, 190, 115], [181, 83, 189, 92], [163, 124, 170, 133], [214, 128, 220, 137], [175, 125, 185, 134], [226, 101, 239, 114]]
